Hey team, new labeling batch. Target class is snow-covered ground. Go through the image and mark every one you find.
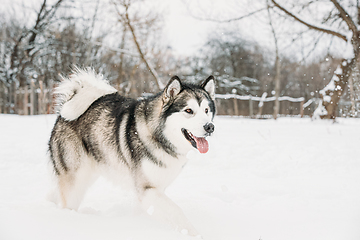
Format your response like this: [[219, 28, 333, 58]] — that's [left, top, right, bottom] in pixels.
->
[[0, 114, 360, 240]]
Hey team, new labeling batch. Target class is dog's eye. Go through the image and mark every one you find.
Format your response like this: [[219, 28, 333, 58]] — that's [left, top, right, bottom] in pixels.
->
[[205, 108, 209, 114], [185, 108, 193, 114]]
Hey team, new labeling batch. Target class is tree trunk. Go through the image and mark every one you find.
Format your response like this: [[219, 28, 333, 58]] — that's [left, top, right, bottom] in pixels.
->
[[124, 8, 163, 90], [317, 57, 358, 119], [348, 74, 356, 117], [267, 0, 281, 120]]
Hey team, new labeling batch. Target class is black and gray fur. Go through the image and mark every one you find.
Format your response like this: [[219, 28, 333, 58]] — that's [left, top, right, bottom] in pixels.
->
[[49, 72, 216, 237]]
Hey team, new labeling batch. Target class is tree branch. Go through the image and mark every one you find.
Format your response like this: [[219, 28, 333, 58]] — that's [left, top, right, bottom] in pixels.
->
[[190, 6, 269, 23], [27, 0, 64, 55], [271, 0, 347, 42], [92, 41, 140, 57], [329, 0, 357, 36]]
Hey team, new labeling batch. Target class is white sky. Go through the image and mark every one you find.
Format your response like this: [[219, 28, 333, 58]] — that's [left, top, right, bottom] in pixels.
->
[[157, 0, 347, 61], [155, 0, 275, 56], [152, 0, 217, 56], [0, 0, 347, 60]]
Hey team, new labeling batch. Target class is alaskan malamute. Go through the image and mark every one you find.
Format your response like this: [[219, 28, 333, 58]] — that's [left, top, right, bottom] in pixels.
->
[[49, 69, 215, 237]]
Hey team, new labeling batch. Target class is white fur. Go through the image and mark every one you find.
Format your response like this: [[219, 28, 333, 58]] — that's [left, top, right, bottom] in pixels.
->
[[139, 187, 199, 237], [56, 68, 117, 121], [141, 155, 187, 191], [51, 75, 214, 237], [163, 99, 214, 155], [60, 160, 99, 210], [138, 97, 213, 237]]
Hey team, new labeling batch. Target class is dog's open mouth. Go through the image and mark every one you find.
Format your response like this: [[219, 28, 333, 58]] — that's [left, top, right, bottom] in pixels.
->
[[181, 128, 209, 154]]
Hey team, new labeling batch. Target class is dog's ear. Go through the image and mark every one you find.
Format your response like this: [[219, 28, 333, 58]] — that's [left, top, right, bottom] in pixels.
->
[[201, 75, 215, 100], [163, 76, 182, 103]]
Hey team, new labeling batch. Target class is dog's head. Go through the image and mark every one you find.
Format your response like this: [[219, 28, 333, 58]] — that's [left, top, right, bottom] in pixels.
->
[[162, 76, 216, 155]]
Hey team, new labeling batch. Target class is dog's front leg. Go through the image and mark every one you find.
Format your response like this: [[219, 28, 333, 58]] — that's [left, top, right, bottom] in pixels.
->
[[140, 188, 201, 237]]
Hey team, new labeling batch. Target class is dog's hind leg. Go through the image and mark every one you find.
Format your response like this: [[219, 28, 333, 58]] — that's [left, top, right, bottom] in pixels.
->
[[57, 163, 98, 210], [139, 187, 200, 237]]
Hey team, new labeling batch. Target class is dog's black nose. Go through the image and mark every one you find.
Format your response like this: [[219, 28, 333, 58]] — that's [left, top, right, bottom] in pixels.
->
[[204, 123, 215, 134]]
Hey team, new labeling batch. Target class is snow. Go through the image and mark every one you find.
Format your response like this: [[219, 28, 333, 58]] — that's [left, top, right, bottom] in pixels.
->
[[313, 100, 328, 119], [344, 31, 355, 60], [334, 65, 343, 76], [323, 95, 331, 103], [258, 92, 267, 108], [303, 98, 314, 108], [1, 114, 360, 240], [318, 63, 345, 111], [319, 76, 336, 97]]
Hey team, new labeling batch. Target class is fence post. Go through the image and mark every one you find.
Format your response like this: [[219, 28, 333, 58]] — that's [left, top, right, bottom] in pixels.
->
[[300, 100, 304, 118], [24, 86, 28, 115], [0, 82, 3, 113], [30, 80, 35, 115], [249, 97, 253, 117], [233, 97, 239, 116], [14, 87, 18, 114], [49, 80, 55, 114], [9, 81, 14, 113], [16, 88, 22, 115], [4, 85, 8, 114], [257, 92, 267, 118], [258, 105, 263, 117], [38, 80, 43, 114]]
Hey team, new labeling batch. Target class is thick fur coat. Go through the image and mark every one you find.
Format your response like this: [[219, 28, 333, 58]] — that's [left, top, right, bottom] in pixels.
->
[[49, 69, 216, 237]]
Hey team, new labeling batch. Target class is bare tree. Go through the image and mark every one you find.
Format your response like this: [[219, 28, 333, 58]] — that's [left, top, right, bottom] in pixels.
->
[[267, 0, 281, 119], [271, 0, 360, 119], [0, 0, 65, 114], [112, 0, 164, 90], [9, 0, 65, 87]]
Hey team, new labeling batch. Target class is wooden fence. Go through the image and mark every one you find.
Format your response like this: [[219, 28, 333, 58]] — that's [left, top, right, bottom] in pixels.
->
[[0, 82, 313, 117], [0, 80, 55, 115], [215, 93, 308, 117]]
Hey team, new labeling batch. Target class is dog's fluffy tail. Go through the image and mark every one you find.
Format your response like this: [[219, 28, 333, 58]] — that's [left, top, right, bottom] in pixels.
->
[[55, 67, 117, 121]]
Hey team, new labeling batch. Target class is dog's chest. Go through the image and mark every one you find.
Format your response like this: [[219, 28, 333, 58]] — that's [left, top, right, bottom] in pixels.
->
[[141, 155, 188, 190]]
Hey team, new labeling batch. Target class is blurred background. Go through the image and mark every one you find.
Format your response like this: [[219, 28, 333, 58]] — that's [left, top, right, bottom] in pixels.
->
[[0, 0, 359, 119]]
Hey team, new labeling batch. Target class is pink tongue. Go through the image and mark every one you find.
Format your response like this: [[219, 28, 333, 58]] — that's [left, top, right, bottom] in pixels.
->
[[193, 136, 209, 154]]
